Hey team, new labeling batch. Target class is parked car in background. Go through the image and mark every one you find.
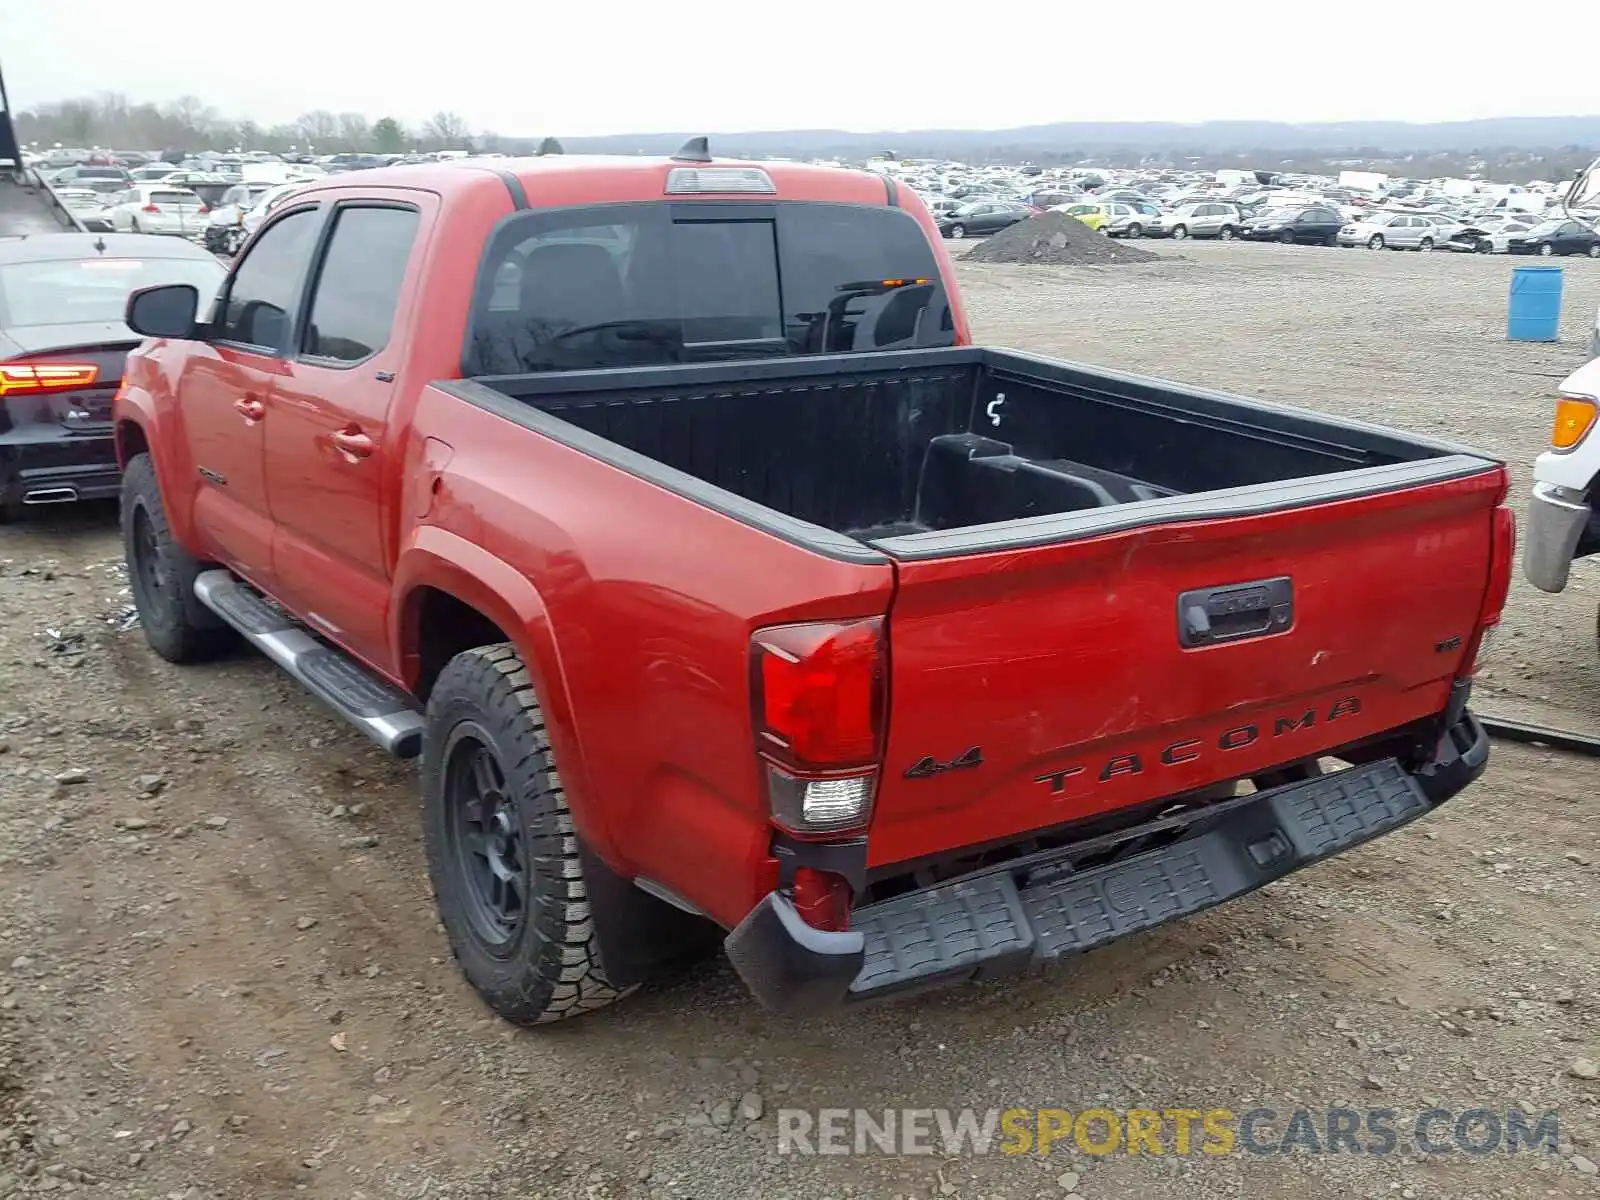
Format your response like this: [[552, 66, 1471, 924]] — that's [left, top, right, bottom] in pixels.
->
[[1150, 202, 1242, 240], [1447, 219, 1534, 254], [238, 179, 316, 242], [937, 201, 1031, 239], [1242, 206, 1343, 245], [1053, 202, 1110, 231], [0, 234, 224, 519], [1506, 219, 1600, 258], [50, 166, 132, 196], [129, 165, 183, 183], [204, 181, 279, 254], [1104, 202, 1158, 238], [103, 185, 210, 238], [53, 188, 115, 233], [1338, 212, 1445, 251]]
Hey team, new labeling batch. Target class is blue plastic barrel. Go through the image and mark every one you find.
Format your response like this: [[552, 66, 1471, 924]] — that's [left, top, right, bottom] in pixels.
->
[[1508, 266, 1563, 342]]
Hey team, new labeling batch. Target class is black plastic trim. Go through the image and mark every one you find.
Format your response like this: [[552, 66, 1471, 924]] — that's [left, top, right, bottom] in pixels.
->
[[725, 713, 1490, 1016], [883, 174, 899, 206], [493, 169, 528, 209], [434, 378, 890, 565], [724, 892, 865, 1017], [872, 456, 1497, 561], [771, 832, 869, 896]]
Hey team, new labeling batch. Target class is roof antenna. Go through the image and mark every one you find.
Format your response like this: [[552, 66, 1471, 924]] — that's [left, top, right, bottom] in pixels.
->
[[537, 137, 563, 156], [672, 136, 712, 164]]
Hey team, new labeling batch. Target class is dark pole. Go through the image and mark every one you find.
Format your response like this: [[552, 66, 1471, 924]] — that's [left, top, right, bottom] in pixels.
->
[[0, 58, 20, 170]]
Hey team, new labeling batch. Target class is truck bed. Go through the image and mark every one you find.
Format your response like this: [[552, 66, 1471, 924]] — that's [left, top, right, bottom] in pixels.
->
[[465, 346, 1496, 560]]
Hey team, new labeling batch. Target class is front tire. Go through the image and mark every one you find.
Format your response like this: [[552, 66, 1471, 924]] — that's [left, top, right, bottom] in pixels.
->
[[121, 453, 233, 663], [1539, 242, 1555, 257], [1170, 224, 1189, 240], [423, 643, 629, 1025], [947, 224, 966, 240], [1367, 234, 1386, 250], [1418, 237, 1434, 252], [1279, 229, 1295, 245]]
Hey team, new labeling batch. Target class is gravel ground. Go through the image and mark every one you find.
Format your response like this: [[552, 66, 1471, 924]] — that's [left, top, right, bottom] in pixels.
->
[[0, 240, 1596, 1200]]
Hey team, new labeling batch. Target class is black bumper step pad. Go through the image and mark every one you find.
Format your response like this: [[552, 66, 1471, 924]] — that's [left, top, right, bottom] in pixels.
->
[[201, 576, 296, 635], [847, 759, 1430, 999]]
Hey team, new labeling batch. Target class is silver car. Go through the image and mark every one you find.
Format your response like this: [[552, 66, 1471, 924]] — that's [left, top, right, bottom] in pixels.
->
[[1152, 201, 1243, 240], [1337, 212, 1447, 251]]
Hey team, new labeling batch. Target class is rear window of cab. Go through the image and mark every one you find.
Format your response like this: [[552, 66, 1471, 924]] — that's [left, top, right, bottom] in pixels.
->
[[464, 202, 955, 375]]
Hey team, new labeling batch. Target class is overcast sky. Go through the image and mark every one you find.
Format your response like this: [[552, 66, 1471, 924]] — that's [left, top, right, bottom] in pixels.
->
[[3, 0, 1595, 135]]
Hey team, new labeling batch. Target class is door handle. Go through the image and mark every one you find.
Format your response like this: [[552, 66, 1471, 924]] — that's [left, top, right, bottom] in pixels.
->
[[234, 397, 266, 421], [331, 428, 375, 459]]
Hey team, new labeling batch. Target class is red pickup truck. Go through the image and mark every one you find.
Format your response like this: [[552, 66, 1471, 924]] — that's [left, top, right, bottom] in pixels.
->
[[114, 149, 1511, 1023]]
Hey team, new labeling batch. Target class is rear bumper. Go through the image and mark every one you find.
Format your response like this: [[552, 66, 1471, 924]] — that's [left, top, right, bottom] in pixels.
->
[[1523, 481, 1591, 592], [726, 712, 1489, 1017], [0, 432, 121, 508]]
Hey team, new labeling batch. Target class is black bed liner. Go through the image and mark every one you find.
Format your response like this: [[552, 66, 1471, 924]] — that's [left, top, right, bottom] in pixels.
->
[[443, 346, 1499, 564]]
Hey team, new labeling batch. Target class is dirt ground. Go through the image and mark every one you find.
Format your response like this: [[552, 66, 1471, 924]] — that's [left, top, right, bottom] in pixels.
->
[[0, 241, 1596, 1200]]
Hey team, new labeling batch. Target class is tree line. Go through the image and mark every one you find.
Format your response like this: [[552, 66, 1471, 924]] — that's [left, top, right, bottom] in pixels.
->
[[10, 93, 516, 155]]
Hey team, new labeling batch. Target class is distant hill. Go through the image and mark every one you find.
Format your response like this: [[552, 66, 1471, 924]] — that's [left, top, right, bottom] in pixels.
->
[[558, 116, 1600, 160]]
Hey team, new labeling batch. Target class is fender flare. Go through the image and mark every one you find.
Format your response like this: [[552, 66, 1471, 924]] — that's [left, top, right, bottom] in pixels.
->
[[112, 398, 199, 547], [391, 528, 617, 863]]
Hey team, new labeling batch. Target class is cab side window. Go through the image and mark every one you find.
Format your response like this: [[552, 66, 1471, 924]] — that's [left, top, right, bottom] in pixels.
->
[[301, 206, 420, 364], [216, 208, 320, 353]]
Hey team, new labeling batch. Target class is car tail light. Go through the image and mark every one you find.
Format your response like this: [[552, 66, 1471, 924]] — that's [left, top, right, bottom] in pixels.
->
[[0, 362, 100, 396], [1551, 394, 1598, 450], [1462, 505, 1516, 677], [197, 204, 209, 215], [751, 618, 885, 834], [141, 203, 161, 213]]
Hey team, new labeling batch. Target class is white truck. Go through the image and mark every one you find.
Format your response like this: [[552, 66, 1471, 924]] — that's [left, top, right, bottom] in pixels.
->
[[1521, 158, 1600, 598]]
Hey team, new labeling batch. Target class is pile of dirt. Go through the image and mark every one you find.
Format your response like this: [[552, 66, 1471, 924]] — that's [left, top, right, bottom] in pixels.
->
[[962, 210, 1160, 265]]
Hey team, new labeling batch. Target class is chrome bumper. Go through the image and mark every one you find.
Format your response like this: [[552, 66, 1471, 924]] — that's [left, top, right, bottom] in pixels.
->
[[1523, 481, 1591, 593]]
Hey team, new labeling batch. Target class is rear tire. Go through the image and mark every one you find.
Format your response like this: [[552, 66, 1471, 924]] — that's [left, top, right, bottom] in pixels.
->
[[422, 643, 630, 1025], [1126, 222, 1143, 237], [1217, 226, 1235, 241], [1324, 232, 1339, 247], [1588, 244, 1600, 259], [121, 453, 234, 663], [131, 218, 143, 234]]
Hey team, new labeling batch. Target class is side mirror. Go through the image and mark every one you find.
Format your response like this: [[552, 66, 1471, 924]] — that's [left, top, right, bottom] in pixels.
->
[[126, 284, 200, 339]]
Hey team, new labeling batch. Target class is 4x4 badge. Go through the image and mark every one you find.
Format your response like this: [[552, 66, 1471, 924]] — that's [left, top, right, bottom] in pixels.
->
[[904, 746, 983, 780]]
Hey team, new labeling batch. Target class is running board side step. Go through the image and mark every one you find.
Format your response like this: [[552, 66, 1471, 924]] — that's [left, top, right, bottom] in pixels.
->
[[192, 571, 425, 759]]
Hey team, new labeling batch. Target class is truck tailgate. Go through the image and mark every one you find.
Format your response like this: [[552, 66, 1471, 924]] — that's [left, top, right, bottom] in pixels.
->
[[869, 470, 1502, 868]]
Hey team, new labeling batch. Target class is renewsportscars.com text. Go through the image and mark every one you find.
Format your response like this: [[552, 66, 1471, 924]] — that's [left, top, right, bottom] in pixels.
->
[[776, 1106, 1560, 1158]]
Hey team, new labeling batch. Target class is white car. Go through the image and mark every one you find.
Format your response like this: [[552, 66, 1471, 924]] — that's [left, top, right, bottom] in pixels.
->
[[204, 181, 280, 254], [240, 180, 313, 239], [103, 184, 210, 237]]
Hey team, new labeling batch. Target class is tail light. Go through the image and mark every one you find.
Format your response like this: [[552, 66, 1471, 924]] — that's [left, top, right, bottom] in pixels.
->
[[0, 362, 100, 396], [751, 617, 885, 835], [141, 203, 161, 213], [197, 204, 209, 215], [1462, 505, 1516, 677]]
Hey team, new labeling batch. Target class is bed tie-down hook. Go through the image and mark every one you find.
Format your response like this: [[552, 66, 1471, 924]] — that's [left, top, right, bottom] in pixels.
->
[[987, 392, 1006, 427]]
